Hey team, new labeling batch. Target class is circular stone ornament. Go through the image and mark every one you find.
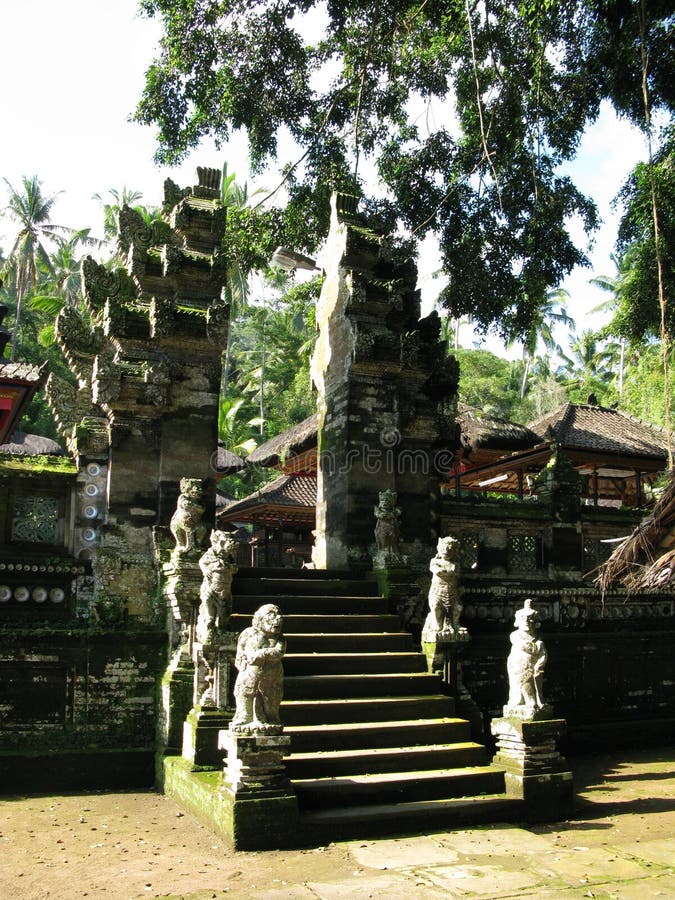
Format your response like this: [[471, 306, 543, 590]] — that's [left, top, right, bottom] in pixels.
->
[[49, 587, 65, 604]]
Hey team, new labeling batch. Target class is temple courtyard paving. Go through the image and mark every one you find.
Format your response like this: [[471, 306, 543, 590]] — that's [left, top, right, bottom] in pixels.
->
[[1, 746, 674, 900]]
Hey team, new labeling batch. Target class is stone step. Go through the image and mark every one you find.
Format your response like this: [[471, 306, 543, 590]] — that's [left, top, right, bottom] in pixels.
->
[[297, 795, 522, 842], [284, 672, 442, 700], [286, 718, 469, 753], [235, 567, 361, 581], [281, 695, 455, 726], [229, 613, 403, 634], [233, 577, 378, 597], [284, 652, 428, 676], [232, 594, 390, 615], [285, 632, 414, 653], [294, 765, 506, 809], [285, 742, 488, 778]]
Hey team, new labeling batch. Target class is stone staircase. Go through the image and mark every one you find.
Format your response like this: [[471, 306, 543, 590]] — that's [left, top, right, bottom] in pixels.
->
[[231, 567, 520, 841]]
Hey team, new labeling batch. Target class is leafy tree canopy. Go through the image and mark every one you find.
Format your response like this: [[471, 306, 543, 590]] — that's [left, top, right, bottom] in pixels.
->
[[135, 0, 672, 341], [604, 124, 675, 343]]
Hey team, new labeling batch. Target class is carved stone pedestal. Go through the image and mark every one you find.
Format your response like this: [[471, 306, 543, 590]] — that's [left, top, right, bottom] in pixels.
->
[[181, 634, 237, 768], [161, 647, 194, 755], [162, 557, 202, 635], [182, 708, 232, 768], [218, 729, 298, 850], [423, 633, 484, 738], [220, 730, 292, 795], [491, 716, 574, 819]]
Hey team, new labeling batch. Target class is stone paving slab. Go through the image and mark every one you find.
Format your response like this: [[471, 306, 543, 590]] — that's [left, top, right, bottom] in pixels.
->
[[1, 747, 674, 899]]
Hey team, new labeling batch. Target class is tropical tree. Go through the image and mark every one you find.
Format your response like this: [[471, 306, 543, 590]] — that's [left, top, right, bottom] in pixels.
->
[[1, 175, 71, 359], [598, 128, 675, 346], [218, 163, 272, 388], [620, 343, 675, 428], [560, 330, 621, 406], [93, 187, 146, 241], [29, 229, 104, 346], [134, 0, 672, 344], [224, 271, 318, 438], [506, 288, 575, 399], [589, 252, 639, 396]]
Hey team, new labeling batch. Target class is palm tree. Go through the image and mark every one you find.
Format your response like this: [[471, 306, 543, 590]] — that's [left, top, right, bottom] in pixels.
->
[[219, 162, 267, 389], [29, 229, 104, 346], [589, 252, 637, 396], [218, 396, 262, 456], [1, 175, 71, 359], [507, 288, 575, 399], [93, 187, 145, 241], [561, 330, 621, 402]]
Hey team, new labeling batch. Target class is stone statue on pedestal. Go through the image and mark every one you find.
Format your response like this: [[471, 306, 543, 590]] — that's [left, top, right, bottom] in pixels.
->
[[504, 598, 549, 718], [170, 477, 207, 556], [491, 597, 571, 816], [373, 489, 405, 568], [422, 536, 468, 643], [195, 530, 239, 642], [231, 604, 285, 734]]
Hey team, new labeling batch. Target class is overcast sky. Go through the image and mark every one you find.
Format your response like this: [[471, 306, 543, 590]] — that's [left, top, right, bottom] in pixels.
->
[[0, 0, 649, 350]]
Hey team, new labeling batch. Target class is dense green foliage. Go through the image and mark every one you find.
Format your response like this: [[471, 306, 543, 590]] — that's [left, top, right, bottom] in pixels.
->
[[603, 125, 675, 343], [135, 0, 673, 342]]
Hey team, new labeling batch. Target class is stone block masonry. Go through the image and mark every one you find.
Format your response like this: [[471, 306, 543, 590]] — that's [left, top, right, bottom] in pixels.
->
[[311, 193, 459, 570], [0, 629, 166, 792]]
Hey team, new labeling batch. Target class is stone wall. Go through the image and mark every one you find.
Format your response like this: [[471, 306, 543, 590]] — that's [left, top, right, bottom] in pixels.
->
[[0, 169, 232, 792], [0, 627, 166, 791], [462, 627, 675, 751], [432, 497, 675, 748]]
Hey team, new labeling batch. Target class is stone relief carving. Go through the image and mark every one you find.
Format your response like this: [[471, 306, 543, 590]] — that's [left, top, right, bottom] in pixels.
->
[[422, 536, 468, 643], [117, 204, 153, 257], [400, 330, 421, 368], [353, 326, 376, 361], [230, 604, 285, 734], [170, 478, 208, 556], [162, 177, 191, 213], [143, 358, 171, 406], [81, 256, 136, 312], [45, 373, 86, 433], [504, 598, 550, 719], [161, 242, 183, 276], [149, 296, 175, 338], [195, 530, 239, 642], [372, 489, 406, 568], [92, 349, 122, 406], [102, 297, 127, 337], [54, 305, 103, 383]]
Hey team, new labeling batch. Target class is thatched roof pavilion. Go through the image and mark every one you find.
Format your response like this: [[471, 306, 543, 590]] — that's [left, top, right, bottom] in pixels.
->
[[455, 403, 541, 467], [245, 405, 539, 476], [215, 441, 246, 474], [597, 474, 675, 593], [246, 414, 319, 473], [0, 430, 65, 457], [218, 473, 316, 527], [460, 402, 670, 504]]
